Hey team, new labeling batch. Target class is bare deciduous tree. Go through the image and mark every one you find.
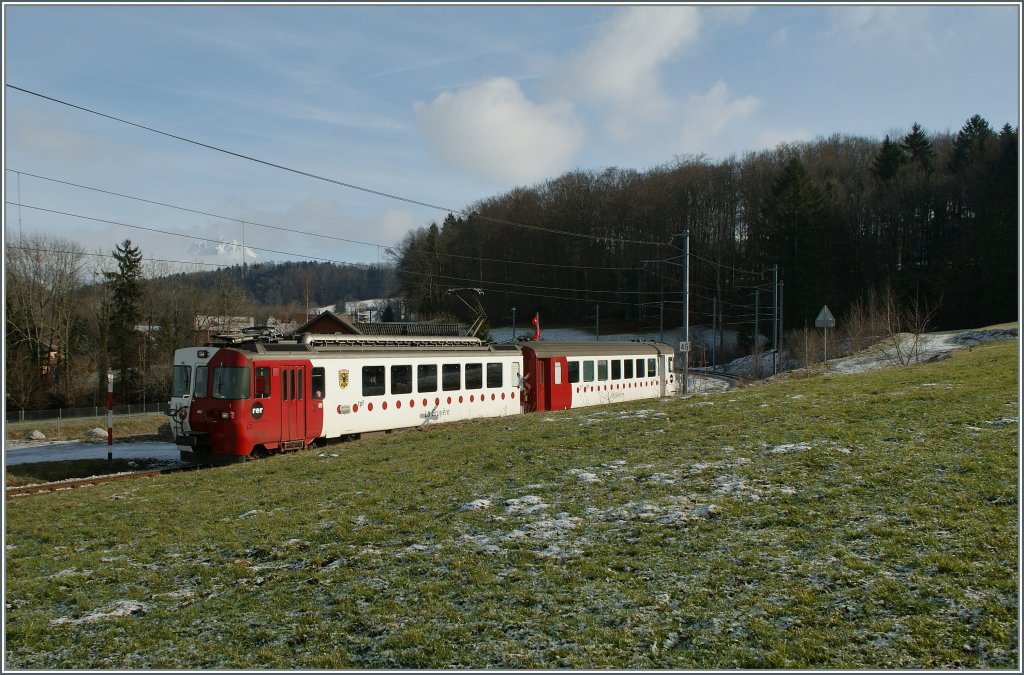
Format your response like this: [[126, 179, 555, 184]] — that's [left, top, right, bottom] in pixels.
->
[[4, 234, 86, 409]]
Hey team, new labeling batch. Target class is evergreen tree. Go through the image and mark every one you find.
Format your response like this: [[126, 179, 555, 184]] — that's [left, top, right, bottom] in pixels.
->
[[870, 135, 906, 181], [949, 114, 995, 172], [759, 157, 831, 327], [901, 122, 934, 172], [104, 239, 144, 402]]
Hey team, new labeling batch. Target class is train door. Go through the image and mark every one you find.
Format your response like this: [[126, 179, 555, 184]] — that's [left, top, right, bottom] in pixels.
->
[[531, 359, 547, 412], [544, 357, 571, 411], [280, 365, 306, 446], [657, 353, 673, 397]]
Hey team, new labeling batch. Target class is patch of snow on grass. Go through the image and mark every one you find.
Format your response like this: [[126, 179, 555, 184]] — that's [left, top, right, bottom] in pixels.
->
[[505, 495, 548, 515], [49, 600, 147, 626], [460, 498, 493, 511], [768, 442, 814, 454], [566, 469, 600, 483], [49, 568, 92, 580]]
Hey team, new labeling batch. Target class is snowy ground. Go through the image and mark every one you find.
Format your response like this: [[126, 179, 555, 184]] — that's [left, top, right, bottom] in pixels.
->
[[714, 327, 1018, 381]]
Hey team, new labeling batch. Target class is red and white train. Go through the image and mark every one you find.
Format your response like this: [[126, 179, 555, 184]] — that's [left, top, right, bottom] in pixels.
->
[[169, 334, 676, 463]]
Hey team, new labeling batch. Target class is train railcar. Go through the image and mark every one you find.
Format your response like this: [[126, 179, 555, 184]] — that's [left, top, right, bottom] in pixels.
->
[[168, 345, 218, 445], [173, 335, 524, 463], [170, 334, 677, 464], [520, 341, 675, 412]]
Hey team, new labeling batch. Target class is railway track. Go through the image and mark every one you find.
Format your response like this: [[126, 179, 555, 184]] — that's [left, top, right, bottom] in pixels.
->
[[5, 464, 206, 498]]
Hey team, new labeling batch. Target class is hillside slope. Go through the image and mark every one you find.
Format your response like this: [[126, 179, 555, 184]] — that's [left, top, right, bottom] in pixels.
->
[[4, 339, 1018, 669]]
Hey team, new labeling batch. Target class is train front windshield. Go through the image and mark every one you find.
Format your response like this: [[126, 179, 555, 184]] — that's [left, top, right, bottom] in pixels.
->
[[212, 366, 251, 400], [172, 366, 191, 397]]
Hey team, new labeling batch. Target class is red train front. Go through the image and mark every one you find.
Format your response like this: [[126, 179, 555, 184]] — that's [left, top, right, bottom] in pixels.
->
[[181, 348, 325, 462]]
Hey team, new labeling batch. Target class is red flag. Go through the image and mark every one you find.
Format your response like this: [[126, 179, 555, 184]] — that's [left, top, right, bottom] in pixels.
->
[[531, 312, 541, 340]]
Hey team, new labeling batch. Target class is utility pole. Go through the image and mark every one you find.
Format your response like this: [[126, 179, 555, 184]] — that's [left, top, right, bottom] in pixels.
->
[[511, 306, 517, 341], [770, 265, 779, 375], [754, 288, 760, 357], [680, 230, 690, 395], [594, 305, 600, 341], [711, 297, 717, 369], [659, 301, 664, 344], [778, 281, 785, 372]]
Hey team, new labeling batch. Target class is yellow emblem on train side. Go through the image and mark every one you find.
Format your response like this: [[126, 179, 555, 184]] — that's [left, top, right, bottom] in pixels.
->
[[338, 369, 350, 389]]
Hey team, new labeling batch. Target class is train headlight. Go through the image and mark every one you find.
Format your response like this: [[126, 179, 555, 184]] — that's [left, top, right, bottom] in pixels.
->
[[219, 411, 235, 420]]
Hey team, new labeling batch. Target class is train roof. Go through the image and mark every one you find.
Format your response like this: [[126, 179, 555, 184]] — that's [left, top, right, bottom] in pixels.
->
[[519, 341, 675, 357], [216, 342, 522, 359]]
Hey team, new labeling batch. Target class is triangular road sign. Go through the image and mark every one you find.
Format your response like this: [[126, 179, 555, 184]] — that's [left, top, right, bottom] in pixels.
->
[[815, 305, 836, 328]]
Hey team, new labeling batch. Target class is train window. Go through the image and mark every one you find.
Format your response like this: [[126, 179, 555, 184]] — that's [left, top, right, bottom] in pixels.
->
[[282, 370, 290, 401], [554, 360, 563, 385], [568, 361, 580, 383], [254, 367, 271, 398], [213, 366, 250, 400], [611, 360, 622, 380], [362, 366, 386, 396], [417, 364, 437, 392], [172, 366, 191, 397], [194, 366, 209, 398], [583, 360, 595, 382], [511, 362, 521, 387], [647, 358, 657, 377], [598, 360, 609, 381], [312, 367, 325, 399], [486, 362, 503, 388], [624, 359, 634, 379], [297, 369, 303, 400], [442, 364, 461, 391], [465, 363, 483, 389], [391, 365, 413, 395], [636, 358, 645, 377]]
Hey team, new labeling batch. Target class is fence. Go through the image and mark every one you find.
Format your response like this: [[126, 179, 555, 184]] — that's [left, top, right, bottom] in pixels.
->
[[5, 402, 169, 425]]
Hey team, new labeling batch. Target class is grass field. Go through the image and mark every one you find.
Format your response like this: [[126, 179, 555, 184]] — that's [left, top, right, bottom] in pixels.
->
[[3, 340, 1019, 669], [5, 413, 168, 444]]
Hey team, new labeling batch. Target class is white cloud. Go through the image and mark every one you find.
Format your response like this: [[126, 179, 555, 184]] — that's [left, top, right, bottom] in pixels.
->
[[560, 6, 701, 141], [679, 81, 762, 153], [828, 6, 936, 50], [413, 77, 584, 185]]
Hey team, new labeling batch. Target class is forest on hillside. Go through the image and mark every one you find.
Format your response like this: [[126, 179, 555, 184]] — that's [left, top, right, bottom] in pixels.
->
[[394, 115, 1018, 337], [151, 260, 396, 313]]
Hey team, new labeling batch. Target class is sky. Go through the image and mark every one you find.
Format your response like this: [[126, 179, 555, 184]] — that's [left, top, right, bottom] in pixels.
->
[[2, 2, 1020, 274]]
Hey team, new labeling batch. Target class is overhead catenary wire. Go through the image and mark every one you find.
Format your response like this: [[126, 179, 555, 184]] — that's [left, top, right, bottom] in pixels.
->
[[6, 86, 785, 331], [7, 200, 673, 303], [4, 169, 390, 251], [6, 168, 655, 274], [6, 85, 669, 247], [5, 201, 383, 268], [5, 244, 230, 269]]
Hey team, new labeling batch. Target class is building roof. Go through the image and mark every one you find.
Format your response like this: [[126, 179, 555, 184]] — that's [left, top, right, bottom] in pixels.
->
[[291, 311, 363, 335]]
